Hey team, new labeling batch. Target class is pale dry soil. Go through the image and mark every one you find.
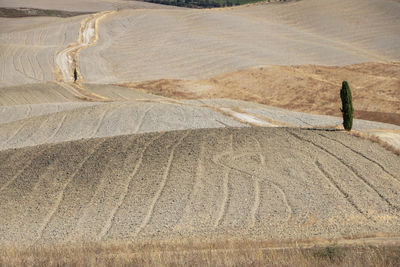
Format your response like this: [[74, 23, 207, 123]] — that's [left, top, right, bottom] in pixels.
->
[[80, 0, 400, 84], [2, 0, 400, 87], [1, 93, 399, 151], [1, 0, 399, 136], [0, 0, 400, 257], [0, 127, 399, 246]]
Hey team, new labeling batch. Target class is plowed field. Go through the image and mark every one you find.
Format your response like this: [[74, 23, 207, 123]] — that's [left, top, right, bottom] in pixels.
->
[[1, 127, 399, 245]]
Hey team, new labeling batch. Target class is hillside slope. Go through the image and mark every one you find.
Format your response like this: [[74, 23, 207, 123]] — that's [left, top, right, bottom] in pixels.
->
[[0, 127, 399, 245], [2, 97, 400, 151], [2, 0, 399, 86], [80, 0, 400, 83]]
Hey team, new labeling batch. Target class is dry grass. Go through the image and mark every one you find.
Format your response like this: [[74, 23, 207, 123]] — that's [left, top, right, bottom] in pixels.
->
[[70, 82, 112, 102], [349, 130, 400, 156], [1, 239, 399, 267], [119, 62, 400, 126]]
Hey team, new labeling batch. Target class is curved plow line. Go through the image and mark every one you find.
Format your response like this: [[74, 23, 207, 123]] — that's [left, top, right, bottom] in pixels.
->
[[288, 130, 400, 212], [35, 140, 105, 243], [177, 105, 188, 130], [20, 114, 53, 146], [69, 134, 136, 241], [67, 136, 136, 242], [114, 91, 129, 101], [35, 43, 46, 81], [98, 132, 165, 240], [0, 121, 27, 147], [26, 104, 32, 117], [90, 106, 111, 138], [315, 161, 374, 222], [317, 132, 400, 184], [19, 48, 41, 82], [250, 175, 260, 226], [213, 134, 233, 228], [178, 139, 206, 224], [132, 131, 189, 238], [135, 104, 154, 133], [0, 147, 45, 193], [214, 150, 292, 226], [253, 137, 292, 223], [250, 137, 264, 226], [43, 113, 67, 143]]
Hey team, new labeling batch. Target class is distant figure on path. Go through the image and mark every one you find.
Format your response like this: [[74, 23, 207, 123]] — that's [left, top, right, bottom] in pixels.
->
[[73, 68, 78, 82]]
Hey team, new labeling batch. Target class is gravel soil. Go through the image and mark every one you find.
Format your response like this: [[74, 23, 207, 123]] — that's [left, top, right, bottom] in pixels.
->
[[0, 127, 399, 245]]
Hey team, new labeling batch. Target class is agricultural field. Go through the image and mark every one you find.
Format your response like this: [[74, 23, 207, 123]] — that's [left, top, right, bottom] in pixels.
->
[[0, 0, 399, 265]]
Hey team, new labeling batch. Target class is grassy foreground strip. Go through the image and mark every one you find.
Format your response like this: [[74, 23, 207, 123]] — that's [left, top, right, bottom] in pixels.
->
[[1, 239, 399, 266]]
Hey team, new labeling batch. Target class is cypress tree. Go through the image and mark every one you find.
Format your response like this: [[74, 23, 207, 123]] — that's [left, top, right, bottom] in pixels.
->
[[73, 68, 78, 82], [340, 81, 354, 131]]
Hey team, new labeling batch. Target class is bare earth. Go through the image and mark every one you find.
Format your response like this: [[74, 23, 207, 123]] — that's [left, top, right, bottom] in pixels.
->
[[1, 94, 399, 151], [0, 0, 399, 257], [80, 0, 400, 84], [0, 127, 399, 245]]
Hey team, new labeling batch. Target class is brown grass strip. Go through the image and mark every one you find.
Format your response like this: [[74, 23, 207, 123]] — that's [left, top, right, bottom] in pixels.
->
[[1, 236, 399, 266], [350, 130, 400, 156]]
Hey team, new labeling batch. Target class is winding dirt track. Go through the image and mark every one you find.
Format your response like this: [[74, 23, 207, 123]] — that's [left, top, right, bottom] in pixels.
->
[[55, 11, 113, 83], [53, 11, 116, 101], [0, 127, 399, 245]]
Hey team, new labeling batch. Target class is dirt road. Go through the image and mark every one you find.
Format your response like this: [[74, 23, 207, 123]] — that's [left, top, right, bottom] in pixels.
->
[[55, 11, 113, 83]]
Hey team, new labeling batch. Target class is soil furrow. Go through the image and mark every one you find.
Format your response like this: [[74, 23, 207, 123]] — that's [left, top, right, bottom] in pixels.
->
[[44, 113, 67, 142], [1, 127, 399, 244], [134, 131, 189, 237], [317, 132, 400, 184], [250, 172, 260, 227], [252, 137, 292, 223], [25, 104, 32, 118], [1, 121, 26, 146], [135, 104, 154, 133], [213, 134, 233, 228], [315, 161, 373, 221], [90, 106, 110, 138], [99, 133, 164, 239], [288, 130, 400, 212], [69, 135, 137, 241], [0, 148, 42, 193], [180, 139, 205, 224], [214, 145, 292, 226], [36, 140, 105, 242]]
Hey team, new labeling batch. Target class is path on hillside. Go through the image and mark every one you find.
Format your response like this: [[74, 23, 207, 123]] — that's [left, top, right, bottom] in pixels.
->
[[55, 11, 114, 101]]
